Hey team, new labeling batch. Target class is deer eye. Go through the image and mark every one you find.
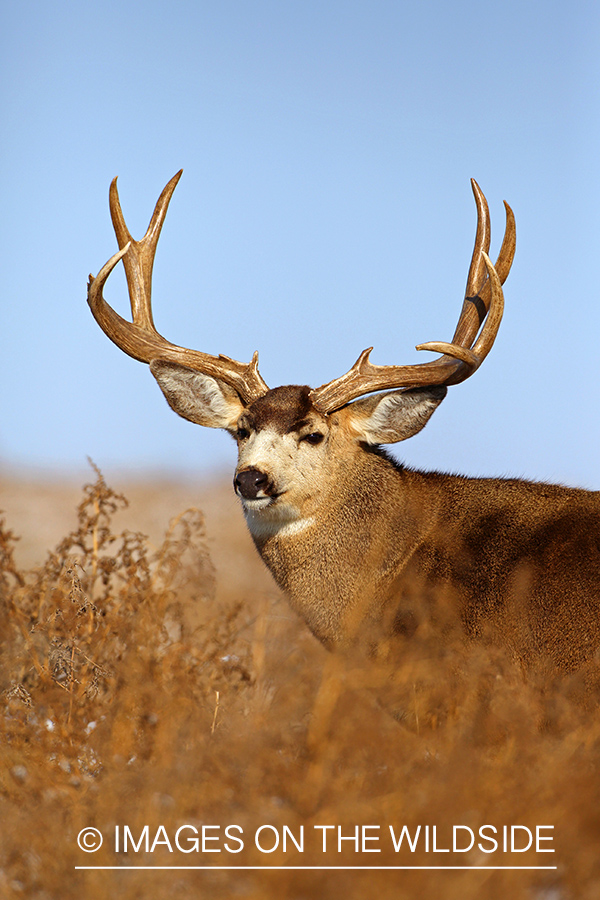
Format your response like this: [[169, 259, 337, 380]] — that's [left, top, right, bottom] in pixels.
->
[[302, 432, 324, 446], [236, 426, 250, 440]]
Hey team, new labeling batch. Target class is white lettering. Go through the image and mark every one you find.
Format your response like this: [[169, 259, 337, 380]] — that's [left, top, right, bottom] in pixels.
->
[[314, 825, 335, 852], [362, 826, 381, 852], [175, 825, 199, 853], [255, 825, 279, 853], [224, 825, 244, 853], [477, 825, 498, 853], [536, 826, 554, 852], [123, 825, 149, 853], [283, 825, 304, 853], [150, 825, 173, 853], [453, 826, 474, 853], [432, 826, 449, 853], [389, 825, 421, 852], [511, 826, 533, 853]]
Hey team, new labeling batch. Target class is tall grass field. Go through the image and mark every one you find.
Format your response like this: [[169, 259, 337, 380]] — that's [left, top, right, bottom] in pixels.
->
[[1, 467, 599, 898]]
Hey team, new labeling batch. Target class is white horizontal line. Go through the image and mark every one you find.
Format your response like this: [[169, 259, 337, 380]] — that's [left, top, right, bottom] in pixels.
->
[[75, 866, 558, 871]]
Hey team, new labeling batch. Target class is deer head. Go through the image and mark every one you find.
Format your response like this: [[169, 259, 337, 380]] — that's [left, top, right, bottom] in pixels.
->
[[88, 172, 515, 544]]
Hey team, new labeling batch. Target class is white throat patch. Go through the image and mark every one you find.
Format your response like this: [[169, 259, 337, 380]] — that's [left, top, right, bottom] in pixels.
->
[[242, 502, 315, 540]]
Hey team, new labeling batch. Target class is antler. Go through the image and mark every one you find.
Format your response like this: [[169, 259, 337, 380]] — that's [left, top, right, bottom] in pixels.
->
[[87, 171, 269, 405], [309, 180, 516, 414]]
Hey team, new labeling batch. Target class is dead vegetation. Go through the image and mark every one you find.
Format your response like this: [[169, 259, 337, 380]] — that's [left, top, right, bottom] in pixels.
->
[[1, 467, 599, 899]]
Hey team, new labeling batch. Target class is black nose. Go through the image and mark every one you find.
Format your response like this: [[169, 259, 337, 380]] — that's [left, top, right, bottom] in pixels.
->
[[234, 467, 270, 500]]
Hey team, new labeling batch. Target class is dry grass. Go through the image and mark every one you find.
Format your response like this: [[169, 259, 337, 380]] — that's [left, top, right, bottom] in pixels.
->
[[1, 466, 599, 899]]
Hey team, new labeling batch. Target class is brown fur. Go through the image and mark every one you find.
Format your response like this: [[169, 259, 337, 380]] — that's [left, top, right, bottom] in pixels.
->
[[233, 389, 600, 670], [240, 385, 315, 434], [88, 173, 597, 671]]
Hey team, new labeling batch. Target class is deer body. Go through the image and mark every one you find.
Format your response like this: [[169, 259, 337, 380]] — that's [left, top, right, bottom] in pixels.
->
[[265, 465, 600, 669], [88, 173, 600, 669], [143, 369, 600, 668]]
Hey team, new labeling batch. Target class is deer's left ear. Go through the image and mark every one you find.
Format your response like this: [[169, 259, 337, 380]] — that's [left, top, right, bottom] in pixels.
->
[[344, 385, 447, 444]]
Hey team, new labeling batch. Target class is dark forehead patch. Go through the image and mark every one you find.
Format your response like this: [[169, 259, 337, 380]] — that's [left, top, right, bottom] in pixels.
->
[[247, 385, 318, 433]]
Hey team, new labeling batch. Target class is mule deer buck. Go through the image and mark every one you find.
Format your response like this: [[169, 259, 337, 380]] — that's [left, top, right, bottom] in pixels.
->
[[88, 172, 600, 671]]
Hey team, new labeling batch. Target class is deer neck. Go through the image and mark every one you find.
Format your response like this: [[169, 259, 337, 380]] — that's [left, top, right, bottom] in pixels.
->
[[246, 450, 436, 645]]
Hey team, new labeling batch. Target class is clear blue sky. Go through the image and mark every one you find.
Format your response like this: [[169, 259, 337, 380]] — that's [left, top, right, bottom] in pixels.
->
[[2, 0, 599, 488]]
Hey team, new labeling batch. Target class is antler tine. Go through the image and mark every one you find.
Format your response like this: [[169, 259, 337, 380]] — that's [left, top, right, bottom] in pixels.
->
[[108, 170, 182, 330], [88, 173, 269, 405], [451, 180, 515, 347], [310, 182, 515, 414], [449, 178, 491, 347], [415, 249, 504, 384]]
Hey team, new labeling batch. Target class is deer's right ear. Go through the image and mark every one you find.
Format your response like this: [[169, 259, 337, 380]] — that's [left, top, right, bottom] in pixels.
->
[[150, 359, 245, 431]]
